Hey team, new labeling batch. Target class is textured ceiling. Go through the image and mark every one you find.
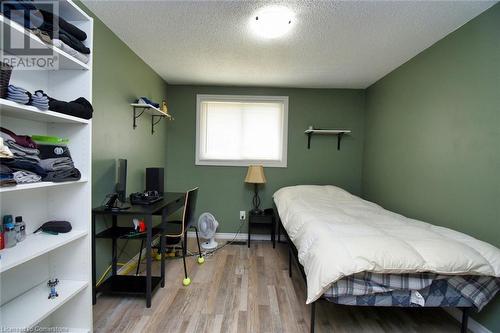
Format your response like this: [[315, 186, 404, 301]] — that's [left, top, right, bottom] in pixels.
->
[[84, 0, 495, 89]]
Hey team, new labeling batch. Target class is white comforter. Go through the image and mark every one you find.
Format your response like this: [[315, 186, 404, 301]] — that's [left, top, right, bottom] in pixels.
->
[[273, 185, 500, 304]]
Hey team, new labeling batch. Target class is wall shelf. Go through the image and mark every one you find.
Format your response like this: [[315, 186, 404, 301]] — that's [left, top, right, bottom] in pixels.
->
[[0, 99, 89, 124], [0, 230, 87, 273], [0, 279, 88, 330], [130, 103, 172, 134], [304, 126, 351, 150], [0, 2, 93, 331], [0, 179, 88, 193]]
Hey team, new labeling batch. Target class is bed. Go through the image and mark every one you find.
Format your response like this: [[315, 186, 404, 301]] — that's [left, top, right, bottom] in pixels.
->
[[273, 185, 500, 333]]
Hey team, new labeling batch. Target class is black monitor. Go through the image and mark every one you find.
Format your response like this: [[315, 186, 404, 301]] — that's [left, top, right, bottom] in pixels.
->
[[115, 159, 127, 202]]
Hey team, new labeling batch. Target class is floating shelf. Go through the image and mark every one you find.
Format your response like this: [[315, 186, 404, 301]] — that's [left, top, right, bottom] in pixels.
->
[[130, 103, 172, 134], [0, 279, 88, 330], [304, 126, 351, 150], [0, 179, 88, 193], [0, 15, 89, 71], [0, 229, 87, 273], [0, 99, 89, 124]]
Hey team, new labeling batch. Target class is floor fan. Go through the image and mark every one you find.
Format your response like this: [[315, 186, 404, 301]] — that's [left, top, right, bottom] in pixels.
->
[[198, 213, 218, 250]]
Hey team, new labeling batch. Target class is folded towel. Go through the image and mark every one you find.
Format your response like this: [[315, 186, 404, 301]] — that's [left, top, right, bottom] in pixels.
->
[[43, 167, 81, 183], [38, 157, 74, 171]]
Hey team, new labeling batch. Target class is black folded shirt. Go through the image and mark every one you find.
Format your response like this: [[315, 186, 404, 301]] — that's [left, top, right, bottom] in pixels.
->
[[49, 97, 93, 120]]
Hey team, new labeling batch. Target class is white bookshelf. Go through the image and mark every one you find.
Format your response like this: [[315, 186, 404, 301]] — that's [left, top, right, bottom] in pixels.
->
[[0, 1, 93, 332]]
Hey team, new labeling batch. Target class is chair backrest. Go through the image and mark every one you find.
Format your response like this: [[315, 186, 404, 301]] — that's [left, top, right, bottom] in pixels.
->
[[181, 187, 198, 233]]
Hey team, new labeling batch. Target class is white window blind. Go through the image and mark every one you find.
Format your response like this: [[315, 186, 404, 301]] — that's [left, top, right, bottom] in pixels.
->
[[196, 95, 288, 167]]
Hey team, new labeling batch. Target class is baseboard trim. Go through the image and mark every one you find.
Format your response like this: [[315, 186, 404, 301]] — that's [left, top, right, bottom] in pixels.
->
[[186, 231, 271, 241], [443, 308, 491, 333]]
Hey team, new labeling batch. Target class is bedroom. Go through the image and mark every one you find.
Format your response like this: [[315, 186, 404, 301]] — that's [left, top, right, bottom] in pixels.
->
[[0, 1, 498, 332]]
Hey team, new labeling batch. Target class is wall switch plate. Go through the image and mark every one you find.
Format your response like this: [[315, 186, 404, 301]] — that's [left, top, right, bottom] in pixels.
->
[[240, 211, 246, 221]]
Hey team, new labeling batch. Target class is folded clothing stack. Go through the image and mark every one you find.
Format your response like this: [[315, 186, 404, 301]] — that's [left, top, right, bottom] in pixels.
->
[[0, 164, 16, 187], [6, 85, 50, 111], [137, 97, 160, 108], [7, 85, 30, 104], [5, 140, 40, 163], [0, 2, 91, 63], [52, 39, 89, 64], [0, 127, 37, 149], [0, 127, 43, 186], [35, 137, 81, 182], [49, 97, 93, 120], [5, 84, 93, 119], [31, 90, 49, 110], [0, 138, 14, 159]]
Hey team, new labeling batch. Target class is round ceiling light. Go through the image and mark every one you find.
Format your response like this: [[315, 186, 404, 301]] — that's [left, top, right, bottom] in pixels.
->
[[250, 6, 295, 39]]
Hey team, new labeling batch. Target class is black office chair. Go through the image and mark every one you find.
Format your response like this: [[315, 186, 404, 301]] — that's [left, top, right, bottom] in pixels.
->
[[136, 187, 203, 286]]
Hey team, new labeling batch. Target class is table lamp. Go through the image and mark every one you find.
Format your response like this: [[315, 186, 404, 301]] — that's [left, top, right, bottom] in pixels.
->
[[245, 165, 267, 214]]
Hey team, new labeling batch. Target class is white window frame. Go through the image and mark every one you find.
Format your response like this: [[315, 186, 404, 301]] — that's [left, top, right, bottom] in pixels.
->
[[196, 94, 288, 168]]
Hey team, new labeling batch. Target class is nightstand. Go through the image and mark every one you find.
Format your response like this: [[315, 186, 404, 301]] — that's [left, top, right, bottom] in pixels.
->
[[248, 208, 276, 248]]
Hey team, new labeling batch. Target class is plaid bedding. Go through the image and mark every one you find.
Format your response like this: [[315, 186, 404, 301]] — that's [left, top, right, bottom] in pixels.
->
[[323, 272, 500, 311]]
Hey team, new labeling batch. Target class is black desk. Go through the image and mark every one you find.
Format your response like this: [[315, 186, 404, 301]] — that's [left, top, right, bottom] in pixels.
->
[[92, 192, 185, 308]]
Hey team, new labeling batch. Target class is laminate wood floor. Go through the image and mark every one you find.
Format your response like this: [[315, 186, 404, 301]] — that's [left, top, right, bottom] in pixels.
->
[[93, 241, 466, 333]]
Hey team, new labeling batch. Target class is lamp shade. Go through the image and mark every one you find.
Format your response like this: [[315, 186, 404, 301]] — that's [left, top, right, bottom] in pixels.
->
[[244, 165, 267, 184]]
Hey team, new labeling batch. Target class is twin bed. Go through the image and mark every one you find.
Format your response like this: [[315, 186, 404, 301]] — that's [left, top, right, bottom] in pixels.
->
[[272, 185, 500, 333]]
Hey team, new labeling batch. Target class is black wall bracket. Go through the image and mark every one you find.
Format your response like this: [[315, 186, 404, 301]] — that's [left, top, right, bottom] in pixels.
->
[[132, 104, 170, 135]]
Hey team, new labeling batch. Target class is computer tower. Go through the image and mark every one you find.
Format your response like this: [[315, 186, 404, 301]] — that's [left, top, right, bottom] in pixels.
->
[[146, 167, 164, 193]]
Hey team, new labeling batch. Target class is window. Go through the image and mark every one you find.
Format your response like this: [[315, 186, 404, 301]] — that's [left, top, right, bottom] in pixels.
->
[[196, 94, 288, 167]]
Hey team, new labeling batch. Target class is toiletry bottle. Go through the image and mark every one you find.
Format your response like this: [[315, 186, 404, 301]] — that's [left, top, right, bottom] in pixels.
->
[[15, 216, 26, 242], [0, 224, 4, 250], [4, 223, 17, 248]]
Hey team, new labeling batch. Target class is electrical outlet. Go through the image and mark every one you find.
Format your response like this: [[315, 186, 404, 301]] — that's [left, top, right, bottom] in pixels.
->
[[240, 211, 246, 221]]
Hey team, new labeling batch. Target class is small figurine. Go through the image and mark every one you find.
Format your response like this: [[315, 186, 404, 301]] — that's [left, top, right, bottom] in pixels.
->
[[47, 279, 59, 299]]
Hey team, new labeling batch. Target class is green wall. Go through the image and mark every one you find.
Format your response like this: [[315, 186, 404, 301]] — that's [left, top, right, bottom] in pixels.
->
[[362, 4, 500, 331], [166, 85, 365, 233], [78, 3, 168, 276]]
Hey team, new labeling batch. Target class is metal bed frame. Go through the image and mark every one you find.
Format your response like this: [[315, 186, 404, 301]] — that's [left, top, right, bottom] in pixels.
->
[[273, 205, 471, 333]]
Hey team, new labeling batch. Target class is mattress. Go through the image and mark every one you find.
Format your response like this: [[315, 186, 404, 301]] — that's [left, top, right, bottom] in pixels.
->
[[273, 185, 500, 304], [324, 272, 500, 310], [326, 279, 474, 308]]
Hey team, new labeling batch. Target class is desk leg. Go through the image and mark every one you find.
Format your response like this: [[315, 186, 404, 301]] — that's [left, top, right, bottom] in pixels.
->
[[160, 208, 166, 288], [272, 218, 276, 249], [111, 215, 118, 276], [146, 214, 152, 308], [92, 213, 96, 305], [248, 223, 251, 248], [277, 221, 281, 243]]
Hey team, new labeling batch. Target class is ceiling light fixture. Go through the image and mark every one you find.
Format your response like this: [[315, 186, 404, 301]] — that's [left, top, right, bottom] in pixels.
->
[[250, 6, 294, 39]]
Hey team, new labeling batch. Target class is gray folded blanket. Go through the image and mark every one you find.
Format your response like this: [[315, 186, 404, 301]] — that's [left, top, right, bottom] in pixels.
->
[[38, 157, 74, 171]]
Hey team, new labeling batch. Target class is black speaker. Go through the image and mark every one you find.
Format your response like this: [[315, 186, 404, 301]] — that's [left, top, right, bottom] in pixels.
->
[[146, 168, 164, 194]]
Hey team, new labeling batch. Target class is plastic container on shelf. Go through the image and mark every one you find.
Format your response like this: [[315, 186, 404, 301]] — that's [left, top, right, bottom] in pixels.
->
[[31, 135, 69, 145]]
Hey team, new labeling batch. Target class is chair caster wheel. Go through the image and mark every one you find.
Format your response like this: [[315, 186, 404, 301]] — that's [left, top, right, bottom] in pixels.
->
[[183, 277, 191, 286], [197, 257, 205, 264]]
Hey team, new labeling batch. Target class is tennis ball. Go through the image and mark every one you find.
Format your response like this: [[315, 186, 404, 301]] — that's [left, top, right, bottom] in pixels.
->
[[182, 277, 191, 286], [197, 257, 205, 264]]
